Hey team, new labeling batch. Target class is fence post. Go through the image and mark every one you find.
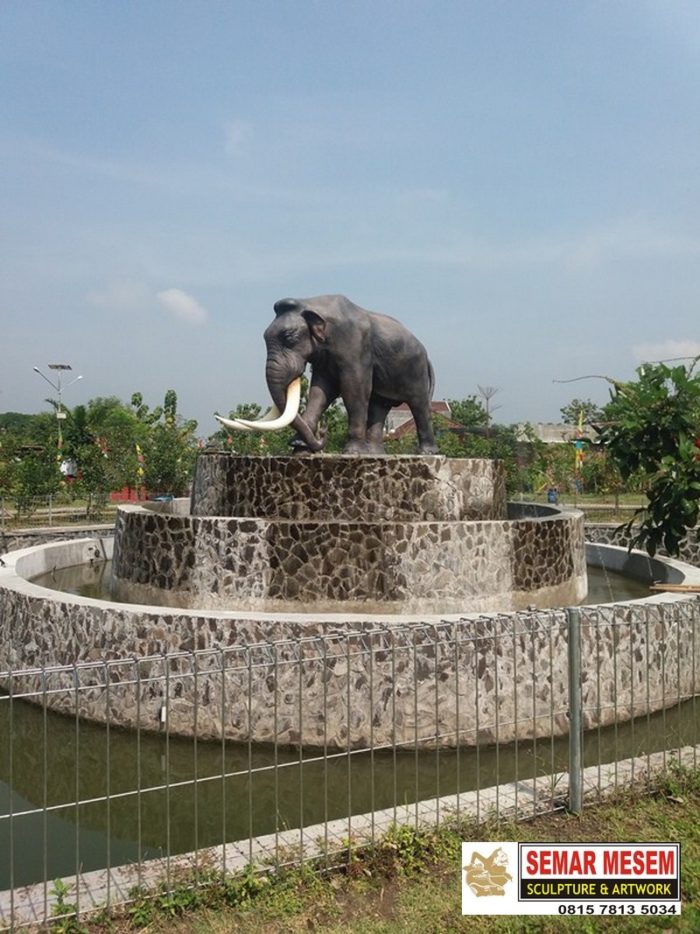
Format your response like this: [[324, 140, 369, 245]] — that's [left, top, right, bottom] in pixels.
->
[[48, 493, 53, 527], [567, 606, 583, 814]]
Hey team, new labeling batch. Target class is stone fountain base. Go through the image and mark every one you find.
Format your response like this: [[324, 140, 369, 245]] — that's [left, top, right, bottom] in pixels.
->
[[112, 455, 587, 613]]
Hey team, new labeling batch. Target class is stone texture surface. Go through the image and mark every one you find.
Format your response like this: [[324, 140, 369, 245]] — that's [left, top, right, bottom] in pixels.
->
[[1, 565, 698, 750], [114, 455, 586, 613], [0, 458, 648, 753], [113, 508, 586, 613], [0, 524, 113, 555], [190, 455, 507, 521]]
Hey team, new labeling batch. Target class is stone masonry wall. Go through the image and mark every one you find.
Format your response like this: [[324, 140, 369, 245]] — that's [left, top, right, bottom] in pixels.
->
[[0, 525, 114, 556], [115, 456, 585, 613], [1, 565, 698, 749], [190, 455, 507, 521], [112, 506, 586, 613]]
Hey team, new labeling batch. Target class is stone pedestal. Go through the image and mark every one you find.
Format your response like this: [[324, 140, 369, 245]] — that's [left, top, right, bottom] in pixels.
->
[[112, 455, 586, 614], [190, 454, 506, 521]]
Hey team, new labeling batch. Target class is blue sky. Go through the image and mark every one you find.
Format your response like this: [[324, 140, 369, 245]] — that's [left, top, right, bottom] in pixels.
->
[[3, 1, 700, 433]]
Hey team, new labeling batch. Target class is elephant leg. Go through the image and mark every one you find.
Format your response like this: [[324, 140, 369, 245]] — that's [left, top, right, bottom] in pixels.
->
[[366, 397, 393, 454], [339, 369, 371, 454], [411, 402, 439, 455]]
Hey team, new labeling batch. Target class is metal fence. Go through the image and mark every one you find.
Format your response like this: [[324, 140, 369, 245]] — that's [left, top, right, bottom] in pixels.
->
[[0, 494, 115, 533], [0, 602, 699, 929]]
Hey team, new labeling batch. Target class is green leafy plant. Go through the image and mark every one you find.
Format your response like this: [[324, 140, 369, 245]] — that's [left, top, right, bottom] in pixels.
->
[[600, 360, 700, 556], [50, 878, 87, 933], [126, 886, 155, 928]]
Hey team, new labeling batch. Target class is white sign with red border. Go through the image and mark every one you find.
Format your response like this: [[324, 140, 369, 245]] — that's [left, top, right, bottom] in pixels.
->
[[462, 842, 681, 916]]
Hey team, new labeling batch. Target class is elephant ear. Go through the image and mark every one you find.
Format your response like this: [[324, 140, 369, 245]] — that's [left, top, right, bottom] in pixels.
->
[[301, 309, 327, 343]]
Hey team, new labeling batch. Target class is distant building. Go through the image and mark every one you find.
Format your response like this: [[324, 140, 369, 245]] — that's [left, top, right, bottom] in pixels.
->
[[386, 401, 464, 439], [515, 422, 599, 445]]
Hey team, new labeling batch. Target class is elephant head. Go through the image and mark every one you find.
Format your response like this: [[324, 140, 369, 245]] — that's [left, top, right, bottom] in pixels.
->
[[215, 298, 324, 450]]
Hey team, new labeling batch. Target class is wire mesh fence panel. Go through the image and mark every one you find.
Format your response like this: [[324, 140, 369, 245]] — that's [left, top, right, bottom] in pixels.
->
[[1, 600, 700, 929], [578, 597, 700, 801]]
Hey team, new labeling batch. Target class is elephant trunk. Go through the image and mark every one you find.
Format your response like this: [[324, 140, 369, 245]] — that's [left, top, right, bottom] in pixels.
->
[[266, 369, 324, 452]]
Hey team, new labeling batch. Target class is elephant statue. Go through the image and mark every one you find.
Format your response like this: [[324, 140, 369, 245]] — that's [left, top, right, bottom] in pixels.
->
[[216, 294, 439, 455]]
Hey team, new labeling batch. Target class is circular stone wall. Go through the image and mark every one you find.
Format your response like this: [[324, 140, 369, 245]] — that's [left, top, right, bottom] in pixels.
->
[[113, 508, 587, 613], [112, 456, 586, 613], [1, 540, 699, 750]]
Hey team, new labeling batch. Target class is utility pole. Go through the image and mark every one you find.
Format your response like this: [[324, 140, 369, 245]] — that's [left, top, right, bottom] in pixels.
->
[[33, 364, 83, 459]]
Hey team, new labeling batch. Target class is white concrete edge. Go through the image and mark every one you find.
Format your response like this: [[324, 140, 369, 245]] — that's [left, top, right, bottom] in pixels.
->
[[586, 541, 700, 584], [1, 538, 699, 624]]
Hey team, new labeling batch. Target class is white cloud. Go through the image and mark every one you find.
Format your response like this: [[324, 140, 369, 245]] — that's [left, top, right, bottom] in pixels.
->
[[156, 288, 208, 325], [632, 339, 700, 363], [224, 119, 253, 155], [87, 280, 209, 326]]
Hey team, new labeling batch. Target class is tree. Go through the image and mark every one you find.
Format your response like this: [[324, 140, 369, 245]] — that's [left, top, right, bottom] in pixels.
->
[[208, 378, 351, 455], [58, 396, 144, 496], [0, 412, 38, 433], [319, 400, 348, 453], [465, 423, 521, 491], [132, 390, 198, 496], [580, 448, 624, 497], [477, 385, 501, 437], [448, 396, 488, 428], [0, 429, 16, 493], [599, 361, 700, 556], [2, 411, 63, 505], [435, 428, 464, 458], [560, 398, 604, 426], [12, 451, 62, 508], [0, 418, 47, 495], [209, 400, 296, 455]]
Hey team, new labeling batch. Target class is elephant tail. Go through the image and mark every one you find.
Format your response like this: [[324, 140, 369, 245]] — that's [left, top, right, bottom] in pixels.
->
[[428, 360, 435, 401]]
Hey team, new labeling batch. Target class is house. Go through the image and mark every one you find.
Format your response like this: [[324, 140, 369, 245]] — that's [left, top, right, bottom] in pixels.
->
[[385, 401, 463, 439], [515, 422, 599, 444]]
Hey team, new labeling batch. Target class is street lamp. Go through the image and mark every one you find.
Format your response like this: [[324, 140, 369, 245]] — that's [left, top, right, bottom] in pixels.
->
[[33, 363, 84, 456]]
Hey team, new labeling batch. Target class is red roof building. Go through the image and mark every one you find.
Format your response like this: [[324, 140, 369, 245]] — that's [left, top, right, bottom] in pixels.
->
[[385, 401, 462, 438]]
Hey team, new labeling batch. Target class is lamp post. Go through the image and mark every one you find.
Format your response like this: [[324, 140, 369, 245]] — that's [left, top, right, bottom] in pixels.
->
[[33, 363, 84, 458]]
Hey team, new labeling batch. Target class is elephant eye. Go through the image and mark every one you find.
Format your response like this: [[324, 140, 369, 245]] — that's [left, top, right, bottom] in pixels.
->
[[280, 330, 296, 345]]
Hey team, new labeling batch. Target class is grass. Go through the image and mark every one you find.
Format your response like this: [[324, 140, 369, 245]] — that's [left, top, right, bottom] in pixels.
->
[[0, 500, 116, 532], [42, 765, 700, 934]]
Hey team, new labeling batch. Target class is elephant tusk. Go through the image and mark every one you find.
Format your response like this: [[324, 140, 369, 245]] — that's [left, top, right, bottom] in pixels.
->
[[214, 404, 282, 432], [260, 404, 282, 421], [214, 415, 254, 432], [215, 378, 301, 432], [233, 377, 301, 429]]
